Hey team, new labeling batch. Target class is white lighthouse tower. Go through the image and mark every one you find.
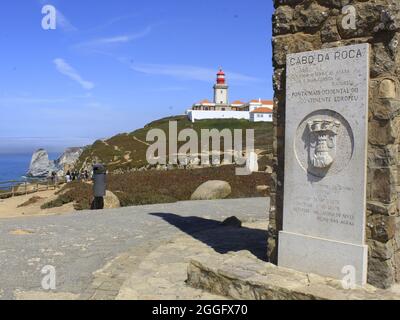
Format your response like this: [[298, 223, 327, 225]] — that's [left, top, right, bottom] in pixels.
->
[[213, 68, 229, 107]]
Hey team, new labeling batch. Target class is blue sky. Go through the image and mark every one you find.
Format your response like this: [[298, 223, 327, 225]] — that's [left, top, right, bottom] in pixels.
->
[[0, 0, 273, 154]]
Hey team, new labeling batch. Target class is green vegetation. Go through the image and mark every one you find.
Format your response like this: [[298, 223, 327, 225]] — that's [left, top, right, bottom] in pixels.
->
[[75, 116, 273, 172], [42, 166, 270, 210], [46, 116, 273, 211], [41, 181, 93, 210]]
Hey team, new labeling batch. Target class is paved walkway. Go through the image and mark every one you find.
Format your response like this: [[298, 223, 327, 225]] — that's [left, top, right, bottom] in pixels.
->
[[0, 198, 269, 300], [116, 220, 268, 300]]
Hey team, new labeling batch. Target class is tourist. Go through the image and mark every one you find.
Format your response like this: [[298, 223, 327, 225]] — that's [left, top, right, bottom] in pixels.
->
[[50, 171, 57, 186], [66, 170, 71, 183]]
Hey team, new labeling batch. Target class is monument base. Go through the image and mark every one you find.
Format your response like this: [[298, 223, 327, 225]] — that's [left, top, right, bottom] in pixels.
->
[[278, 231, 368, 286]]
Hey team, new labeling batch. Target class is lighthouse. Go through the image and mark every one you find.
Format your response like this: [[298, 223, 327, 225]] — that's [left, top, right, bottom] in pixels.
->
[[213, 68, 229, 106]]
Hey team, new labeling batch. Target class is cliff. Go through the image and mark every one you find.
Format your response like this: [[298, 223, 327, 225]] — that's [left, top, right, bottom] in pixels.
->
[[27, 147, 84, 178]]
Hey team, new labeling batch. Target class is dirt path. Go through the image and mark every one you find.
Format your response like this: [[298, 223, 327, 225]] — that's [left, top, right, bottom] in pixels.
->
[[133, 136, 150, 146], [0, 189, 75, 219]]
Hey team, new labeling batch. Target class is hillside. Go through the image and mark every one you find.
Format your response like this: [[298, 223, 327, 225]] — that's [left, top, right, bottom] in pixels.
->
[[75, 115, 273, 173], [41, 165, 270, 210]]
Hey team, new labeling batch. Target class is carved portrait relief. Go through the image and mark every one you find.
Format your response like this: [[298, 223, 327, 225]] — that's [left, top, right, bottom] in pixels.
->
[[294, 110, 354, 179], [307, 119, 341, 169]]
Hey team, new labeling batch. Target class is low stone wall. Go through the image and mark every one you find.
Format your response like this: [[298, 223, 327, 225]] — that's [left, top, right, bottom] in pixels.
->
[[187, 251, 400, 300], [187, 110, 251, 122]]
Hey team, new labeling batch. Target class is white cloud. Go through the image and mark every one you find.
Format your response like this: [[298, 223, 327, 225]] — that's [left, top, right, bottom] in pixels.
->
[[74, 26, 152, 50], [53, 58, 95, 90], [129, 64, 261, 84], [85, 13, 140, 33], [56, 9, 78, 32]]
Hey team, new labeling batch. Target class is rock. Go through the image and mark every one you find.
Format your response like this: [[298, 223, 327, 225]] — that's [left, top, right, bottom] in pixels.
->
[[256, 185, 270, 193], [56, 147, 84, 174], [265, 166, 273, 174], [27, 149, 57, 177], [221, 216, 242, 228], [27, 147, 84, 178], [189, 157, 201, 165], [246, 152, 259, 173], [293, 2, 329, 31], [212, 157, 221, 166], [379, 79, 397, 99], [368, 256, 395, 289], [104, 191, 121, 209], [273, 5, 294, 35], [321, 16, 341, 43], [191, 180, 232, 200]]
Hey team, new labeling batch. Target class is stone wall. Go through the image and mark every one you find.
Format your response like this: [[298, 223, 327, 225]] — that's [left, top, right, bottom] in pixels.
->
[[268, 0, 400, 288]]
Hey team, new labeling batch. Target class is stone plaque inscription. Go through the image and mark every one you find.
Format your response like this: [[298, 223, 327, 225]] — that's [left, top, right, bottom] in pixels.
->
[[278, 44, 369, 285]]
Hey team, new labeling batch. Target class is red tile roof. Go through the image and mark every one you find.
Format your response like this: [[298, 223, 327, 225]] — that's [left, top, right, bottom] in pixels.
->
[[231, 100, 245, 105], [251, 107, 273, 114], [198, 99, 213, 104], [250, 99, 274, 105]]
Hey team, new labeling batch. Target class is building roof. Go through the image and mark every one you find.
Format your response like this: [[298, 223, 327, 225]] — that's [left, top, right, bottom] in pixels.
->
[[251, 107, 273, 114], [250, 99, 274, 105], [197, 99, 213, 105], [231, 100, 246, 105]]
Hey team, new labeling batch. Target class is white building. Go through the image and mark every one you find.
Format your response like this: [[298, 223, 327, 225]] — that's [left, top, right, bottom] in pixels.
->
[[250, 107, 273, 122], [187, 68, 273, 123]]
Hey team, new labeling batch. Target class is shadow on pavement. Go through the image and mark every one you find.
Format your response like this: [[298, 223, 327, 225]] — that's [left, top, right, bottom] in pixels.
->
[[150, 212, 267, 261]]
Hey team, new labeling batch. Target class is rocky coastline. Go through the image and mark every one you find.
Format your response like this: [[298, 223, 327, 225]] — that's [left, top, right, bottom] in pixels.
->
[[27, 147, 84, 178]]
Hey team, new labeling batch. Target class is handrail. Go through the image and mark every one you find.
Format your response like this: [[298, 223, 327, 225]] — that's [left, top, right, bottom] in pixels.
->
[[0, 177, 62, 199], [0, 178, 47, 185]]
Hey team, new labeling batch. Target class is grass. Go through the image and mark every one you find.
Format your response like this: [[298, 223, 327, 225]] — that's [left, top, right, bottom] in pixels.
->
[[41, 165, 270, 210], [75, 116, 273, 172]]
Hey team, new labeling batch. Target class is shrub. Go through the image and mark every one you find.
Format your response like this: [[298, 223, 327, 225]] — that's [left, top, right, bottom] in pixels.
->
[[41, 181, 92, 210], [18, 196, 43, 208], [41, 166, 270, 210]]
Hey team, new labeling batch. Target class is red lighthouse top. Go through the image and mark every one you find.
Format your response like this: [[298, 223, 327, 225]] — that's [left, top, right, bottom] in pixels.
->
[[216, 68, 226, 84]]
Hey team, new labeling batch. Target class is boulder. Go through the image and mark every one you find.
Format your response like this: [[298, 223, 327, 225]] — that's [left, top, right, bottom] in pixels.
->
[[246, 152, 259, 173], [221, 216, 242, 228], [256, 185, 270, 197], [27, 149, 57, 177], [104, 191, 121, 209], [265, 166, 273, 174], [191, 180, 232, 200], [256, 185, 270, 192]]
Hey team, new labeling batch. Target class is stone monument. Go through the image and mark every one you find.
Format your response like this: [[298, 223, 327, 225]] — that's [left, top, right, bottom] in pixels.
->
[[268, 0, 400, 289], [279, 44, 369, 286]]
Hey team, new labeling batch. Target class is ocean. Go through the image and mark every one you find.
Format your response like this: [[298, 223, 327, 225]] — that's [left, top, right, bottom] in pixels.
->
[[0, 153, 60, 182]]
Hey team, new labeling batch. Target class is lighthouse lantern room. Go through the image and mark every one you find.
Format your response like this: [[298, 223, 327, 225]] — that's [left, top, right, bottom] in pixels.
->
[[213, 68, 229, 105]]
